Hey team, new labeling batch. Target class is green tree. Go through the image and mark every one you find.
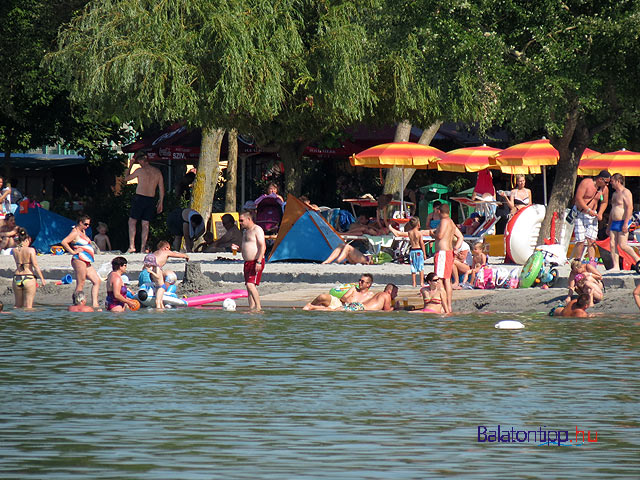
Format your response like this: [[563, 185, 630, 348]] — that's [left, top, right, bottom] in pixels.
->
[[488, 0, 640, 242], [368, 0, 505, 197], [0, 0, 129, 186]]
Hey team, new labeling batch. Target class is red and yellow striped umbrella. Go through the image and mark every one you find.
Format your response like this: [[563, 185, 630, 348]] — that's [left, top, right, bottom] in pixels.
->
[[350, 142, 444, 168], [490, 139, 559, 169], [577, 149, 640, 176], [434, 145, 502, 172]]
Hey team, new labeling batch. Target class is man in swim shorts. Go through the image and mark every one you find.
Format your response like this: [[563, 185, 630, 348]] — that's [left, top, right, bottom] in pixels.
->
[[423, 204, 464, 313], [607, 173, 640, 272], [125, 152, 165, 253], [237, 210, 266, 312], [303, 274, 375, 310], [572, 170, 609, 263]]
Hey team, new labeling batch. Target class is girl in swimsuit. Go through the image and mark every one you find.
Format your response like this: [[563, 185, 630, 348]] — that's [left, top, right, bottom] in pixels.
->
[[501, 174, 532, 216], [12, 228, 46, 308], [425, 201, 442, 229], [105, 256, 138, 312], [414, 272, 448, 314], [61, 215, 101, 309]]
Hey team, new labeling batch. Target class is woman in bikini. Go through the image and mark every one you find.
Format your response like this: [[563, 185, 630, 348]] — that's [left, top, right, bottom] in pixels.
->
[[501, 174, 532, 216], [414, 272, 449, 314], [12, 228, 45, 308], [61, 215, 101, 309]]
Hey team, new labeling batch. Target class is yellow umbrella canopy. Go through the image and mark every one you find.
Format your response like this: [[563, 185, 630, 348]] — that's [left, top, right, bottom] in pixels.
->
[[350, 142, 445, 215], [577, 149, 640, 176]]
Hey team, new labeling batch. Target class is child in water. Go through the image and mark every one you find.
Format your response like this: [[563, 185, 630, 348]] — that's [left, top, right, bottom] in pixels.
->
[[94, 222, 112, 252]]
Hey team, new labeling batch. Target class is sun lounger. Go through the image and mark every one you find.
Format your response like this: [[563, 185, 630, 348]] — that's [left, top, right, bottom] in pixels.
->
[[464, 216, 501, 242]]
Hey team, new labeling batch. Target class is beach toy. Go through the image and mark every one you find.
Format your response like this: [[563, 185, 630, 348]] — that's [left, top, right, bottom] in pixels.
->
[[55, 274, 73, 285], [519, 251, 544, 288], [329, 283, 357, 298], [184, 289, 248, 307], [495, 320, 525, 330], [136, 285, 187, 308], [222, 298, 237, 311], [165, 272, 178, 284], [129, 299, 141, 311]]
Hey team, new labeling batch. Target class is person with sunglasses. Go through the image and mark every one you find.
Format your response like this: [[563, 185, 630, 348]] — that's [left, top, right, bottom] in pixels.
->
[[61, 215, 101, 309], [414, 272, 448, 314], [572, 170, 610, 264], [303, 274, 374, 310]]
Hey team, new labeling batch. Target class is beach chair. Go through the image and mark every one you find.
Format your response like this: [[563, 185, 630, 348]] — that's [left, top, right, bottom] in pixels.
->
[[464, 216, 501, 242]]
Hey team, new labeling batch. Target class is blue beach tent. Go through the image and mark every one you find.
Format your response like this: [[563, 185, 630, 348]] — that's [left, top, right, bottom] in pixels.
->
[[15, 206, 89, 253], [268, 195, 345, 263]]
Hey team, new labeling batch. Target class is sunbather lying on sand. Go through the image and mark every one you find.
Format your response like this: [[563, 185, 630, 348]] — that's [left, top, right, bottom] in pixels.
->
[[322, 243, 371, 265], [303, 274, 375, 310]]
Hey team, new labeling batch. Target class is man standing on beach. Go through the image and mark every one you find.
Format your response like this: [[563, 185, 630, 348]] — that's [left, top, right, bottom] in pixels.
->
[[607, 173, 640, 272], [572, 170, 609, 263], [236, 210, 266, 312], [303, 274, 375, 310], [125, 152, 164, 253], [424, 204, 463, 313]]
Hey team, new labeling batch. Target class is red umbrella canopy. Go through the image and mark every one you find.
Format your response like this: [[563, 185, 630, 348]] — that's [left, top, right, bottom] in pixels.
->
[[578, 149, 640, 176], [434, 145, 502, 172], [350, 142, 445, 168]]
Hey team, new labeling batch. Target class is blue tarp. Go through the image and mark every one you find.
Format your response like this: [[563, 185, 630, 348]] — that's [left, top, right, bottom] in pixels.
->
[[268, 210, 344, 263], [15, 207, 90, 253]]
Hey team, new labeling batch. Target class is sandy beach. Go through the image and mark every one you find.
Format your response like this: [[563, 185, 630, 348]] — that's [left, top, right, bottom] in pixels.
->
[[1, 251, 638, 314]]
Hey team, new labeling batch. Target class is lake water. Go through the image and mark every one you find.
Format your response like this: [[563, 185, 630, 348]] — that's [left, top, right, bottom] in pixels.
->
[[0, 308, 638, 479]]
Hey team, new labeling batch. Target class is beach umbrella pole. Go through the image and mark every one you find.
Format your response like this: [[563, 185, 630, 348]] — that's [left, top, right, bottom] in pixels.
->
[[401, 168, 405, 217], [543, 166, 548, 206]]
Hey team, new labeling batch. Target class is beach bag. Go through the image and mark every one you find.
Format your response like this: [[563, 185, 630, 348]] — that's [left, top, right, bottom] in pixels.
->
[[474, 267, 495, 289], [508, 268, 520, 289], [493, 267, 510, 288]]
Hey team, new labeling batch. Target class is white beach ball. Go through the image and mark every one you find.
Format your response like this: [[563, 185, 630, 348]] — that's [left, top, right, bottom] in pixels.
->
[[222, 298, 237, 311], [495, 320, 525, 330]]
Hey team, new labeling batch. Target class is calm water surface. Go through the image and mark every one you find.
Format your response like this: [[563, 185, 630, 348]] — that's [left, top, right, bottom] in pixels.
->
[[0, 308, 638, 479]]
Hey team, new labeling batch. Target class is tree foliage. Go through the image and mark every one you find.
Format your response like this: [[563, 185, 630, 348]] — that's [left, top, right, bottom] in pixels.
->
[[486, 0, 640, 241]]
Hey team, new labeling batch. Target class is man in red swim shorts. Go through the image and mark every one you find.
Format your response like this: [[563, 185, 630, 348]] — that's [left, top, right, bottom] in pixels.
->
[[234, 210, 266, 312], [423, 204, 464, 314]]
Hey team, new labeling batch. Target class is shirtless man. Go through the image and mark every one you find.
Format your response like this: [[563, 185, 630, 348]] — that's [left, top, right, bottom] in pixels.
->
[[68, 292, 94, 312], [235, 210, 266, 312], [362, 283, 398, 311], [303, 274, 375, 310], [0, 213, 18, 250], [551, 293, 591, 318], [607, 173, 640, 272], [125, 152, 165, 253], [198, 214, 242, 252], [572, 170, 609, 263], [422, 204, 463, 313]]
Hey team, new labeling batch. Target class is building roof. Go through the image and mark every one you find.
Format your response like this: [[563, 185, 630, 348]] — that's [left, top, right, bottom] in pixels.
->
[[0, 153, 86, 170]]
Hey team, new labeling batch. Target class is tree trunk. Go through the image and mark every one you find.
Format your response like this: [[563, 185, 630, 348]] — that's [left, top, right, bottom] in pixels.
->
[[279, 141, 308, 197], [191, 126, 225, 225], [383, 120, 442, 196], [536, 120, 590, 244], [224, 128, 238, 212], [3, 148, 12, 179]]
